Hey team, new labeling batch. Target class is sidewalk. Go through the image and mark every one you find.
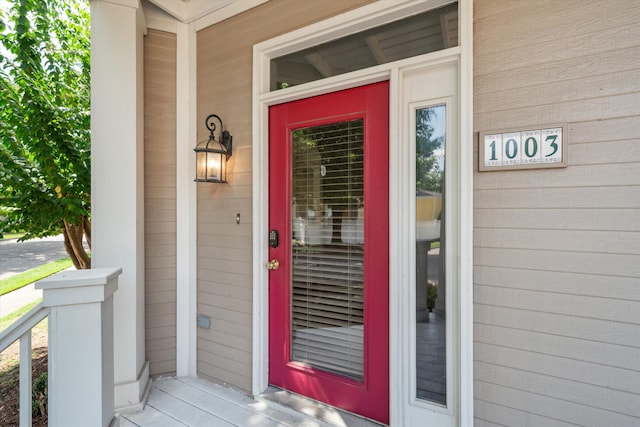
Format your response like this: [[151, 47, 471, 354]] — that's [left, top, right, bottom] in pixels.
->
[[0, 234, 69, 318], [0, 234, 68, 280], [0, 283, 41, 317]]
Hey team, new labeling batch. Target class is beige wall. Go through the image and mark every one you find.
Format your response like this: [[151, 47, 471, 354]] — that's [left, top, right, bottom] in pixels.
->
[[473, 1, 640, 425], [144, 29, 177, 377], [195, 0, 374, 392], [183, 0, 640, 419]]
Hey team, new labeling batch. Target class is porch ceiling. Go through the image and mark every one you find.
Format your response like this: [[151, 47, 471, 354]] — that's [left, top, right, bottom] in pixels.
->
[[147, 0, 257, 23]]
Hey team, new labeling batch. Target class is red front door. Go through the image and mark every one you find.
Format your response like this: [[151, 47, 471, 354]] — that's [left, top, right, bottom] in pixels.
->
[[268, 82, 389, 423]]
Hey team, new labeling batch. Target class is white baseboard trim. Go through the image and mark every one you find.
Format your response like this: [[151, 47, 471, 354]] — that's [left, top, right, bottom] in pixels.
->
[[114, 361, 150, 413]]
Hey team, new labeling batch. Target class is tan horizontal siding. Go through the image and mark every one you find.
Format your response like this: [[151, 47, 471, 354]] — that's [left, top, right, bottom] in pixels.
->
[[476, 49, 640, 97], [146, 336, 175, 353], [474, 186, 640, 209], [194, 0, 377, 390], [476, 361, 639, 417], [147, 325, 175, 341], [475, 304, 639, 348], [475, 342, 639, 395], [475, 323, 640, 373], [146, 302, 176, 318], [475, 4, 640, 67], [144, 29, 177, 377], [475, 399, 578, 427], [473, 162, 638, 188], [475, 228, 640, 255], [475, 381, 638, 427], [476, 67, 640, 115], [474, 247, 638, 277], [475, 266, 640, 303], [476, 285, 640, 326], [474, 0, 640, 425], [475, 208, 639, 232]]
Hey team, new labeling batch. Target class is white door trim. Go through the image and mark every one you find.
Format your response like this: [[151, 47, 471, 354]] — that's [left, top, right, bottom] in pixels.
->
[[396, 58, 460, 425], [251, 1, 473, 424], [459, 2, 475, 426]]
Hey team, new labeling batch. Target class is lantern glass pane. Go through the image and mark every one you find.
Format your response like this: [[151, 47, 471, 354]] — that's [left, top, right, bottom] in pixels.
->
[[207, 152, 223, 181], [196, 151, 207, 181]]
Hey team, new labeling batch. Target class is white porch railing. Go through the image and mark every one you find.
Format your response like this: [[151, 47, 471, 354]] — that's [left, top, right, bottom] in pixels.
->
[[0, 302, 50, 426], [0, 267, 122, 427]]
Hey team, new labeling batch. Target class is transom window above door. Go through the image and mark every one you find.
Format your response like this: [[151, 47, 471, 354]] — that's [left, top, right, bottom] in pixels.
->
[[270, 1, 458, 90]]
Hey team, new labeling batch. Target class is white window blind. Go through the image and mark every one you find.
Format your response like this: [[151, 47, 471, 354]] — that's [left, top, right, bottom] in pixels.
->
[[290, 119, 365, 381]]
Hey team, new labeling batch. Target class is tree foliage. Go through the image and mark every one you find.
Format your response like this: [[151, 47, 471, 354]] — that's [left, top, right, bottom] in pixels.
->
[[416, 106, 444, 194], [0, 0, 91, 268], [292, 120, 364, 244]]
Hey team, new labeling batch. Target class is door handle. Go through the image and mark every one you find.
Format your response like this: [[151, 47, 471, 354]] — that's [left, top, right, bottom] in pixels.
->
[[267, 259, 280, 270]]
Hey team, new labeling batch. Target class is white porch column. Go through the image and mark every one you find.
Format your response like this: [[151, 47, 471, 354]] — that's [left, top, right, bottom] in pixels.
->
[[90, 0, 149, 411], [175, 21, 198, 377], [37, 268, 122, 427]]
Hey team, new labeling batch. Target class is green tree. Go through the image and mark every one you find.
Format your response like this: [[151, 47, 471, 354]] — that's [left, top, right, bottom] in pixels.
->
[[0, 0, 91, 269], [416, 106, 444, 193], [292, 120, 364, 244]]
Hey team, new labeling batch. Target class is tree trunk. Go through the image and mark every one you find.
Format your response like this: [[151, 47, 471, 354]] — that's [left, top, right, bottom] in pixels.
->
[[63, 217, 91, 269], [83, 215, 92, 250]]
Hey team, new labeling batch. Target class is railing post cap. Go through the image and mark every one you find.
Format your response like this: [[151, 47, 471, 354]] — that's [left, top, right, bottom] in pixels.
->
[[35, 267, 122, 306], [36, 267, 122, 290]]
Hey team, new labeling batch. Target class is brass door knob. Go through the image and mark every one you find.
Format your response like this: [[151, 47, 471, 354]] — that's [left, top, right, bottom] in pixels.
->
[[267, 259, 280, 270]]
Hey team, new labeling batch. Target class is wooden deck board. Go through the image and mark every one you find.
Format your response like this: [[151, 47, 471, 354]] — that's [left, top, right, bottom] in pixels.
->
[[179, 377, 335, 427], [116, 377, 378, 427], [147, 386, 234, 427], [120, 403, 188, 426], [152, 379, 284, 427]]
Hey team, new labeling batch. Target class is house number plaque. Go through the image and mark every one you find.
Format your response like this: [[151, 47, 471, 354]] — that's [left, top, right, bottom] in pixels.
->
[[479, 124, 567, 171]]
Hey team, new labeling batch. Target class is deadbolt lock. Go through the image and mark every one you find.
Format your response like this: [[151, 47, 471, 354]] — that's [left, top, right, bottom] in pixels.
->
[[267, 259, 280, 270]]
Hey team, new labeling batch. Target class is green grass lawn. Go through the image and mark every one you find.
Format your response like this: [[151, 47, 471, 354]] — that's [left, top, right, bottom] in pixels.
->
[[0, 299, 42, 331], [0, 258, 73, 296], [0, 233, 25, 240]]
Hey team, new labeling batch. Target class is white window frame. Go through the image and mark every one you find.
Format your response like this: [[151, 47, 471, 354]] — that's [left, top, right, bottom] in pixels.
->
[[411, 96, 455, 411], [251, 1, 473, 425], [401, 60, 459, 424]]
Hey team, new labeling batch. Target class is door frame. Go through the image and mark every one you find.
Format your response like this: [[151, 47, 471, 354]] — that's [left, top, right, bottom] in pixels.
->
[[252, 1, 473, 424]]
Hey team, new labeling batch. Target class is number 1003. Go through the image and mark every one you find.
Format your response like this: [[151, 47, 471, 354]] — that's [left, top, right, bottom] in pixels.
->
[[481, 126, 565, 171]]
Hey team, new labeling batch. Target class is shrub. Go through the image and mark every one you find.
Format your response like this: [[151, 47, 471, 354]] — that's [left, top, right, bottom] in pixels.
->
[[32, 372, 47, 417]]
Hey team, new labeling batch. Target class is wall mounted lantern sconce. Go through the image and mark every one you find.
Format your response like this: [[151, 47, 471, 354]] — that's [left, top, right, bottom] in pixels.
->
[[194, 114, 233, 183]]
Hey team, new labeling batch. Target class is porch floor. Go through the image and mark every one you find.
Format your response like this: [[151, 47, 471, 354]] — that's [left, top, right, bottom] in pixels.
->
[[116, 376, 385, 427]]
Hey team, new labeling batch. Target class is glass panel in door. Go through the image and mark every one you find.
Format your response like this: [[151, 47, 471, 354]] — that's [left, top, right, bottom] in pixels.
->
[[291, 120, 365, 381]]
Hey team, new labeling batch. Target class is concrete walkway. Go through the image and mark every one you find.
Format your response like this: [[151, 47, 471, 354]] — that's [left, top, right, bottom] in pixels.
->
[[0, 235, 69, 318], [0, 235, 68, 280], [0, 283, 42, 318]]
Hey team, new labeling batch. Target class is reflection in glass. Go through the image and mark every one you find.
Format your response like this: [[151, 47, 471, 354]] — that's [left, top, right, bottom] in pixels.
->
[[415, 105, 446, 404], [271, 2, 458, 90], [290, 120, 365, 381]]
